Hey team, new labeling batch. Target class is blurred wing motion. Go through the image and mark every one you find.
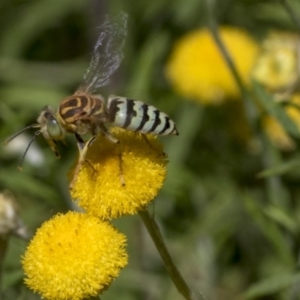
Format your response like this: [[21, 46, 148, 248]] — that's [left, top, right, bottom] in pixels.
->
[[76, 12, 128, 94]]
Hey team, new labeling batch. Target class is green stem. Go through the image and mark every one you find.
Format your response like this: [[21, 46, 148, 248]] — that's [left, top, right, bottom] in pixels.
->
[[0, 237, 9, 298], [208, 22, 257, 121], [261, 134, 286, 207], [139, 209, 203, 300], [204, 0, 258, 127], [209, 23, 249, 100]]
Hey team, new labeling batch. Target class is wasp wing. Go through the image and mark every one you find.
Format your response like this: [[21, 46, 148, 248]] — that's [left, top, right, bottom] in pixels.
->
[[76, 12, 128, 94]]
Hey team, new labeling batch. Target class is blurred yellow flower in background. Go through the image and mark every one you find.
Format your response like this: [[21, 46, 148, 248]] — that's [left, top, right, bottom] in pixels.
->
[[22, 212, 128, 300], [70, 128, 167, 220], [252, 31, 300, 96], [165, 27, 259, 105], [263, 94, 300, 150]]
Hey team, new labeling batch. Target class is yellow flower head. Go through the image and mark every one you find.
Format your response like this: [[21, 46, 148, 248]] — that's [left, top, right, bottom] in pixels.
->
[[22, 212, 128, 300], [70, 128, 167, 220], [165, 27, 259, 105], [263, 94, 300, 150], [252, 31, 300, 93]]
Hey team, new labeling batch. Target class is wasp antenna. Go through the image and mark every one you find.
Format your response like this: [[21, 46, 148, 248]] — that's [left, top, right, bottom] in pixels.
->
[[18, 130, 41, 170], [3, 124, 40, 146]]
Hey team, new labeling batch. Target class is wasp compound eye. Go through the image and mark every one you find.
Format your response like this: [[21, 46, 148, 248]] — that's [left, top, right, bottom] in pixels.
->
[[46, 117, 64, 140]]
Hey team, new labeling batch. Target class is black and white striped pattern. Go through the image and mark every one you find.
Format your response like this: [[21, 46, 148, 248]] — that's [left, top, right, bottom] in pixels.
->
[[107, 96, 178, 135]]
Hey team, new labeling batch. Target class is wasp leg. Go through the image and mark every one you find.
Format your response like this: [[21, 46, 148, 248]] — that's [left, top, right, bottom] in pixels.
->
[[75, 133, 85, 151], [141, 134, 166, 157], [105, 134, 125, 186], [97, 124, 125, 186], [85, 159, 98, 181], [116, 141, 126, 186], [70, 134, 96, 189]]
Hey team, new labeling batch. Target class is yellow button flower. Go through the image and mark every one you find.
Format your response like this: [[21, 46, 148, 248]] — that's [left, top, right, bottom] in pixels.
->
[[263, 94, 300, 150], [22, 211, 128, 300], [166, 27, 259, 105], [70, 128, 167, 220], [252, 31, 299, 94]]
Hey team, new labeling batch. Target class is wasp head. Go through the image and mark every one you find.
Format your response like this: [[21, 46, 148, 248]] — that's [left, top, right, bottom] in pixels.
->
[[4, 106, 66, 170], [37, 106, 65, 158]]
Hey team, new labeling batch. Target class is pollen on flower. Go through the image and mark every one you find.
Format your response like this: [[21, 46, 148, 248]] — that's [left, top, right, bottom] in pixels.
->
[[70, 128, 167, 220], [22, 212, 128, 300], [165, 27, 259, 105]]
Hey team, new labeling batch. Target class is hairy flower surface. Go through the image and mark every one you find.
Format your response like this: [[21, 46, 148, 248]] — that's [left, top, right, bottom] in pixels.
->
[[252, 31, 300, 94], [22, 212, 128, 300], [166, 27, 259, 104], [263, 94, 300, 150], [70, 128, 167, 219]]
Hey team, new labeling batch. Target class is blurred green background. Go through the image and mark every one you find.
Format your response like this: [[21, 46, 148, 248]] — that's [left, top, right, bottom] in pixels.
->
[[2, 0, 300, 299]]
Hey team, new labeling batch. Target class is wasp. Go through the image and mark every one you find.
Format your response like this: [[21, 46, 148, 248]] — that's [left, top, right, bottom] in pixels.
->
[[4, 12, 178, 188]]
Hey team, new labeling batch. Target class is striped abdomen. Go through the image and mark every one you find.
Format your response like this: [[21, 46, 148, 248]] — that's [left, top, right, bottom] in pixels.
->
[[107, 96, 178, 135]]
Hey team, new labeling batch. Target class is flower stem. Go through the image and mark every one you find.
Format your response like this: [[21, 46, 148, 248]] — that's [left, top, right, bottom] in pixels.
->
[[208, 21, 257, 122], [0, 237, 8, 297], [139, 209, 202, 300], [204, 0, 257, 127]]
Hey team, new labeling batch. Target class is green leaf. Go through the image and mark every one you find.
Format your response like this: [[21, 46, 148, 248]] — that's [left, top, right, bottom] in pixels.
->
[[242, 192, 294, 266], [257, 156, 300, 178], [0, 84, 66, 110], [0, 0, 86, 58], [2, 269, 24, 290], [253, 81, 300, 138], [264, 205, 298, 234], [245, 272, 300, 299], [126, 31, 169, 100]]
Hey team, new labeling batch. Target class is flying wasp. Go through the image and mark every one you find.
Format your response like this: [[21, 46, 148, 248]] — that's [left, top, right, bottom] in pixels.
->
[[4, 12, 178, 188]]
